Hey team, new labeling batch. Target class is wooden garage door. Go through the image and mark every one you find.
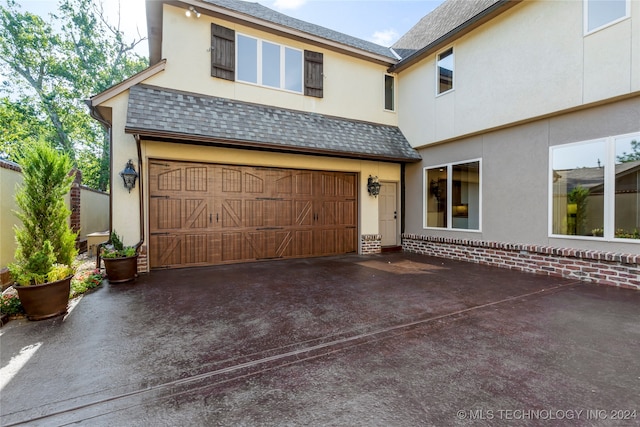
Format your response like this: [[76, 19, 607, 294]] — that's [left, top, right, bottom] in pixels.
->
[[148, 161, 357, 269]]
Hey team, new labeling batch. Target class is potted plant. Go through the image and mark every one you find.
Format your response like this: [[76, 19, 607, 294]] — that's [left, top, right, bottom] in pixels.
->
[[100, 231, 138, 283], [9, 141, 78, 320]]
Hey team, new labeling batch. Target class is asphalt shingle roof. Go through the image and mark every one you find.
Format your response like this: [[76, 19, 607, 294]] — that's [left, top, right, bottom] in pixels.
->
[[392, 0, 501, 59], [125, 85, 421, 162], [203, 0, 397, 59]]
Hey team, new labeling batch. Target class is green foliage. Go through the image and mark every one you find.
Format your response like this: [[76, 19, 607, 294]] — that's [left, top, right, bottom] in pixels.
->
[[567, 186, 590, 235], [1, 293, 23, 315], [101, 231, 137, 258], [70, 268, 104, 297], [0, 0, 148, 190], [617, 140, 640, 163], [10, 140, 78, 286]]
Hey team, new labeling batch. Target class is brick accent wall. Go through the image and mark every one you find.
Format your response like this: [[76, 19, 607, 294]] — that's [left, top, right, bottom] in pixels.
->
[[402, 234, 639, 291], [361, 234, 382, 254], [137, 245, 148, 273], [70, 169, 82, 237]]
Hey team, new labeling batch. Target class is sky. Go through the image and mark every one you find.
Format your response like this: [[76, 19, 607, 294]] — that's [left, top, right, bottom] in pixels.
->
[[16, 0, 445, 55]]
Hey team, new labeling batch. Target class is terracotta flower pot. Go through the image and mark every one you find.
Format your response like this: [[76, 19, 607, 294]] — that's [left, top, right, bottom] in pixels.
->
[[15, 275, 72, 321], [103, 255, 138, 283]]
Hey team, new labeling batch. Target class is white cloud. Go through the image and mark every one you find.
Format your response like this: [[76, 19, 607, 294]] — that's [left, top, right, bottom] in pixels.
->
[[273, 0, 307, 10], [370, 29, 399, 47]]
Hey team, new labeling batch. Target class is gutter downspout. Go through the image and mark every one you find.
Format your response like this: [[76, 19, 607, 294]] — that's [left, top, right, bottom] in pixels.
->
[[134, 134, 145, 254], [86, 102, 112, 269]]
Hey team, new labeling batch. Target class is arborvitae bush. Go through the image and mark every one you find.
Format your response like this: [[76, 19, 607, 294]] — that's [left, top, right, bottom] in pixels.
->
[[10, 141, 78, 285]]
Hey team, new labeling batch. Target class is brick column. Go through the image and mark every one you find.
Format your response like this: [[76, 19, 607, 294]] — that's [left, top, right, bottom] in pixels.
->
[[70, 169, 82, 237]]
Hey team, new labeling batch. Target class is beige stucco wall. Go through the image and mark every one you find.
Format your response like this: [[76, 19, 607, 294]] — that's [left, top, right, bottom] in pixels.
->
[[404, 96, 640, 255], [0, 166, 21, 268], [80, 188, 110, 238], [150, 4, 397, 126], [398, 0, 639, 148]]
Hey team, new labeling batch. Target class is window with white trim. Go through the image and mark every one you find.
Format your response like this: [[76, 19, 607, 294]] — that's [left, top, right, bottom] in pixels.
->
[[236, 34, 303, 93], [384, 74, 395, 111], [550, 132, 640, 240], [436, 47, 454, 95], [584, 0, 629, 34], [424, 160, 481, 230]]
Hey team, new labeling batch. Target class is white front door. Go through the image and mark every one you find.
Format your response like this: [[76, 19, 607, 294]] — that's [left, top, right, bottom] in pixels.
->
[[379, 182, 397, 246]]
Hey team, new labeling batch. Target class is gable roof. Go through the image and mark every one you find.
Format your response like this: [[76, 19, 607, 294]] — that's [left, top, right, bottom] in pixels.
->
[[202, 0, 396, 59], [391, 0, 520, 72], [125, 85, 421, 162], [147, 0, 397, 66]]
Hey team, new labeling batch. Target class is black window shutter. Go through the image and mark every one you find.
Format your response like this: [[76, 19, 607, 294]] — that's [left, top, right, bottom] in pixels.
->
[[211, 24, 235, 81], [304, 50, 323, 98]]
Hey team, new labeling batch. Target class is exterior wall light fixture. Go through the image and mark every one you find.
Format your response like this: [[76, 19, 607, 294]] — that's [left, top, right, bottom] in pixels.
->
[[185, 6, 201, 18], [367, 175, 381, 197], [120, 159, 139, 193]]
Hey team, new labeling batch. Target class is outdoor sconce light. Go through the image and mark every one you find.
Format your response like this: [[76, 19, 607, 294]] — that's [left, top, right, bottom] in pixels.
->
[[185, 6, 201, 18], [120, 159, 139, 193], [367, 175, 381, 197]]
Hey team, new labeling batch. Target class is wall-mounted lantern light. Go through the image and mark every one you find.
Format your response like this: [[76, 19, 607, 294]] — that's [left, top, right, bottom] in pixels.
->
[[120, 159, 139, 193], [367, 175, 381, 197]]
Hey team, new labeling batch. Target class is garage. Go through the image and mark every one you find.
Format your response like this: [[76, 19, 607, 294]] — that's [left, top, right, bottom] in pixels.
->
[[149, 160, 357, 269]]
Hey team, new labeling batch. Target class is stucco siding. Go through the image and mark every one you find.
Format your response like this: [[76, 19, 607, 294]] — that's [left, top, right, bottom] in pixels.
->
[[152, 4, 396, 126], [398, 0, 638, 148], [404, 96, 640, 255]]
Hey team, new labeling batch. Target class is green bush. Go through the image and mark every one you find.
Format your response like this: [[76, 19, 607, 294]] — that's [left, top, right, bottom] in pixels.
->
[[9, 140, 78, 286]]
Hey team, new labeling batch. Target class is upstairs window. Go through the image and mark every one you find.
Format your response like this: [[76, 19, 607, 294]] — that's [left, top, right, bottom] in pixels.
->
[[384, 74, 395, 111], [211, 25, 323, 98], [437, 47, 454, 95], [585, 0, 629, 34], [236, 34, 303, 93]]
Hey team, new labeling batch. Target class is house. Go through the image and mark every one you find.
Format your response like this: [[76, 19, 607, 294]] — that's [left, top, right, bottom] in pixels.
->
[[89, 0, 639, 289]]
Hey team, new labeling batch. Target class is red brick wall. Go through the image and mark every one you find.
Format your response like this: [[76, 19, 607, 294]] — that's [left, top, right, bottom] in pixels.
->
[[402, 234, 639, 290], [137, 245, 148, 273]]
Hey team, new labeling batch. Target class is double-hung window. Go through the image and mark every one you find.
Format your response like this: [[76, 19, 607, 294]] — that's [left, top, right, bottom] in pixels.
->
[[584, 0, 629, 34], [424, 160, 481, 230], [236, 34, 303, 93], [550, 132, 640, 240]]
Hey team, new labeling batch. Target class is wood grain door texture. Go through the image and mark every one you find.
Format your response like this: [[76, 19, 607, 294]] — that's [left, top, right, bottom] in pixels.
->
[[149, 161, 357, 269]]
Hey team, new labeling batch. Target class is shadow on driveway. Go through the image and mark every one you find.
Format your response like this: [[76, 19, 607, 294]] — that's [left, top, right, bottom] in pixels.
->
[[1, 252, 639, 426]]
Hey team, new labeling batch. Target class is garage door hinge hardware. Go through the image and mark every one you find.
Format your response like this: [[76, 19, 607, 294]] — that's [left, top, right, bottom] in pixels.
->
[[256, 197, 283, 201], [256, 227, 284, 230], [151, 232, 170, 235], [151, 195, 170, 199], [150, 162, 170, 167]]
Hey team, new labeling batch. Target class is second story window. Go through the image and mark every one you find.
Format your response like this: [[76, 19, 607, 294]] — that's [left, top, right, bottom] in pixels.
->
[[437, 47, 454, 95], [384, 74, 394, 111], [236, 34, 303, 93], [585, 0, 628, 34]]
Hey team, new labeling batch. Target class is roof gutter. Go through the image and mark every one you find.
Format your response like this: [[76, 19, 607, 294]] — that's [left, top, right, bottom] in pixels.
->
[[126, 128, 422, 163], [389, 0, 521, 73]]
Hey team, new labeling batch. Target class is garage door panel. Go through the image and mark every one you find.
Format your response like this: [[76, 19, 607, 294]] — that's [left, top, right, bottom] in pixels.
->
[[185, 167, 208, 192], [244, 172, 265, 193], [222, 168, 242, 192], [151, 235, 182, 267], [157, 168, 182, 191], [295, 200, 313, 225], [184, 199, 208, 229], [184, 234, 208, 264], [338, 201, 356, 226], [221, 232, 243, 262], [245, 200, 264, 227], [222, 200, 243, 228], [151, 198, 182, 230], [275, 231, 293, 257], [294, 230, 314, 256]]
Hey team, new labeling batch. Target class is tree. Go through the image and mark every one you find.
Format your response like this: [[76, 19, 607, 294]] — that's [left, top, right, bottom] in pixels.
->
[[0, 0, 147, 190], [616, 140, 640, 163]]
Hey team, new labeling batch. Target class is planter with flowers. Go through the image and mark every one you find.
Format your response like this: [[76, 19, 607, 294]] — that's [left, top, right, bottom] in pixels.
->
[[100, 231, 138, 283]]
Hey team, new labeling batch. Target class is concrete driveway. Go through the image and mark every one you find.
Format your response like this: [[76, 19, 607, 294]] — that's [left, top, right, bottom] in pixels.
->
[[1, 252, 639, 426]]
